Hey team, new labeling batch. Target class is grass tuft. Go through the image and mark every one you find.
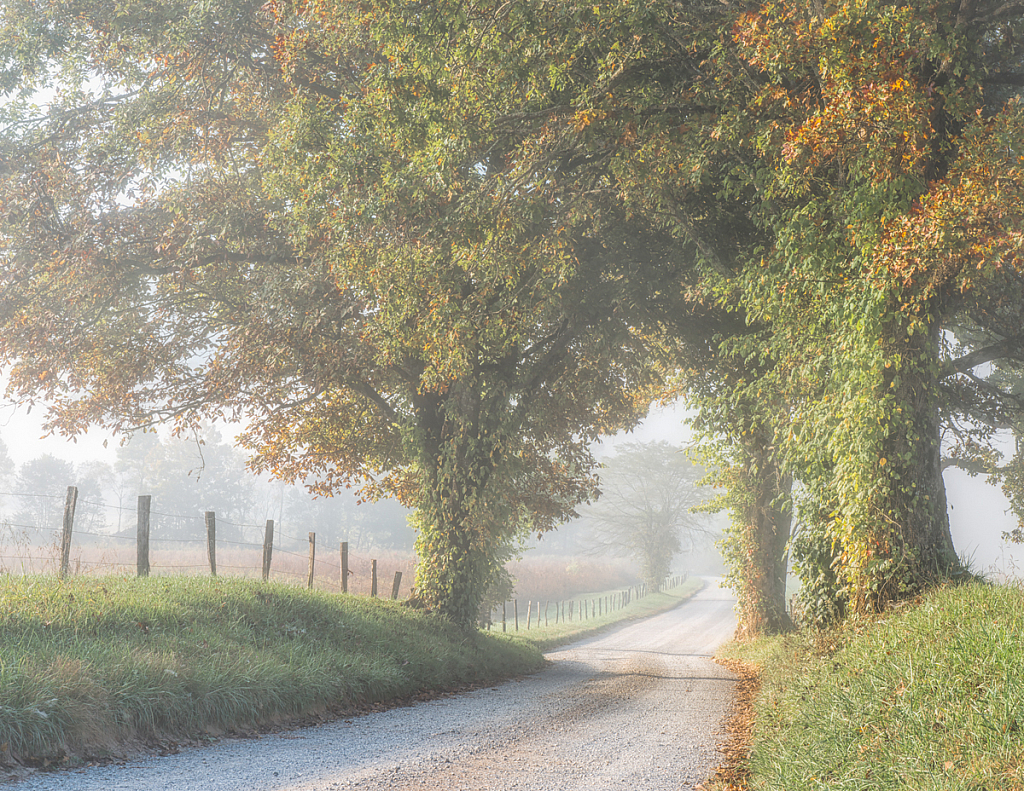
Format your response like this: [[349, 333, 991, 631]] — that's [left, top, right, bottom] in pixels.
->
[[720, 581, 1024, 791]]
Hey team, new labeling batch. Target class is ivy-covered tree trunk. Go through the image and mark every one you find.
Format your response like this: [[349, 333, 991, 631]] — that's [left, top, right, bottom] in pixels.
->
[[722, 430, 794, 638], [405, 383, 537, 629], [412, 501, 494, 628], [861, 315, 960, 611]]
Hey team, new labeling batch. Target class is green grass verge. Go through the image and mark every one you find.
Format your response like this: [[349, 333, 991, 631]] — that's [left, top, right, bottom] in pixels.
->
[[515, 576, 705, 651], [0, 574, 544, 765], [718, 581, 1024, 790]]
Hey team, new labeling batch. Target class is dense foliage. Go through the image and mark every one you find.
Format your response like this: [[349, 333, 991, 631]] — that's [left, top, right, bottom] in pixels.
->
[[2, 0, 1023, 633], [0, 0, 689, 626], [697, 0, 1024, 624]]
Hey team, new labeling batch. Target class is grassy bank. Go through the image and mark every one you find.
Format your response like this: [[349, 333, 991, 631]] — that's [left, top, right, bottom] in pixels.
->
[[519, 576, 705, 651], [0, 574, 543, 766], [717, 581, 1024, 790]]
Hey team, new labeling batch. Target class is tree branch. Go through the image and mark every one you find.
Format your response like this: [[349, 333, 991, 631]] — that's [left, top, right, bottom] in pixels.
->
[[946, 335, 1024, 376]]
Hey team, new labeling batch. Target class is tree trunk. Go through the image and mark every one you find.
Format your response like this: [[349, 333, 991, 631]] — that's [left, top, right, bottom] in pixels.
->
[[725, 430, 794, 638], [864, 315, 960, 610], [414, 519, 492, 628], [409, 387, 500, 629]]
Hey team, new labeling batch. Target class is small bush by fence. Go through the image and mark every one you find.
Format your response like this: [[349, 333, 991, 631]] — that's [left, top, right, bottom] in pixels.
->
[[0, 485, 414, 599]]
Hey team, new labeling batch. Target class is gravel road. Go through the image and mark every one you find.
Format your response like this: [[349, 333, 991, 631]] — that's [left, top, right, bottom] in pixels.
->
[[10, 579, 737, 791]]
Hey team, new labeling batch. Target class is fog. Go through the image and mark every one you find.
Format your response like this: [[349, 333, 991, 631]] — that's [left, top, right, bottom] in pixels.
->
[[2, 390, 1022, 580]]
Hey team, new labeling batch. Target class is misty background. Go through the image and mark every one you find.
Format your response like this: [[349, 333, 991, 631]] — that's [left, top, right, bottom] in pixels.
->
[[0, 382, 1020, 582]]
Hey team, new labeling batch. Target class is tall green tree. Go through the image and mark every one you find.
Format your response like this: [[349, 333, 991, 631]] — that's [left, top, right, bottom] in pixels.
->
[[717, 0, 1024, 618], [0, 0, 688, 626], [414, 0, 1024, 627], [6, 0, 1020, 633], [530, 0, 1024, 626]]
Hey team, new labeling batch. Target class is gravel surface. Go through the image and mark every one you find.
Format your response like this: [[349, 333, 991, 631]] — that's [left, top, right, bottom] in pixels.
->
[[8, 579, 737, 791]]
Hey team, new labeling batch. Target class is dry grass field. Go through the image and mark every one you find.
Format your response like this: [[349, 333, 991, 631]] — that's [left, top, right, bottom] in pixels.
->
[[0, 523, 641, 604]]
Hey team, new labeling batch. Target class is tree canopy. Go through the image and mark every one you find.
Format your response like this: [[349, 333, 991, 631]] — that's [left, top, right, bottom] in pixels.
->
[[698, 0, 1024, 624], [0, 0, 692, 626], [2, 0, 1024, 633]]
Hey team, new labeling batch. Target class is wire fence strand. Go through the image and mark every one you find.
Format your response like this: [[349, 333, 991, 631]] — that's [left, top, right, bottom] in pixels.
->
[[0, 486, 414, 598]]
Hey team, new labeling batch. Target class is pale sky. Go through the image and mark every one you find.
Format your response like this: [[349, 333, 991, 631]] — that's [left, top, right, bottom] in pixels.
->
[[0, 395, 119, 466]]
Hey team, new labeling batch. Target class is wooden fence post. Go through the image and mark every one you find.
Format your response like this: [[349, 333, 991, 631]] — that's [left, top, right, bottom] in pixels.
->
[[502, 601, 507, 632], [307, 532, 315, 589], [262, 520, 274, 581], [59, 486, 78, 579], [371, 559, 377, 597], [205, 511, 216, 576], [391, 571, 402, 600], [544, 601, 549, 627], [137, 495, 151, 578], [340, 541, 349, 593], [514, 599, 519, 631], [526, 600, 532, 629]]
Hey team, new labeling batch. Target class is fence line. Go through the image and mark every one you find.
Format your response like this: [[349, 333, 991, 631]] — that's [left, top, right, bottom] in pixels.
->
[[485, 574, 689, 632], [1, 484, 661, 615], [0, 484, 411, 599]]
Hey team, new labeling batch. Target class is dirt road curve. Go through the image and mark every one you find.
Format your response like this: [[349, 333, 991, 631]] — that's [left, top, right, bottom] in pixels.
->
[[12, 580, 737, 791]]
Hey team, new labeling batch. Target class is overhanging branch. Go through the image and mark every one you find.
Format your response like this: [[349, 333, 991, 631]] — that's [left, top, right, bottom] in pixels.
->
[[945, 334, 1024, 377]]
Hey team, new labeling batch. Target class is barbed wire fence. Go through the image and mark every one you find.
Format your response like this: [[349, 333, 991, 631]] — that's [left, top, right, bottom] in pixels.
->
[[0, 487, 681, 625], [0, 485, 414, 599]]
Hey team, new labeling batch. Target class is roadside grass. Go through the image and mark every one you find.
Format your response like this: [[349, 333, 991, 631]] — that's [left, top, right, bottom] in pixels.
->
[[0, 574, 543, 767], [717, 580, 1024, 790], [517, 576, 705, 651]]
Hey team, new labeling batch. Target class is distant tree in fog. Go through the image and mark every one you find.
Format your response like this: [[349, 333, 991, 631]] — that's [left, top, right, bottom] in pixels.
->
[[112, 426, 255, 541], [581, 441, 711, 589], [282, 480, 413, 552], [0, 436, 12, 484], [13, 455, 75, 532], [74, 460, 114, 534], [108, 428, 413, 549], [0, 436, 12, 513]]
